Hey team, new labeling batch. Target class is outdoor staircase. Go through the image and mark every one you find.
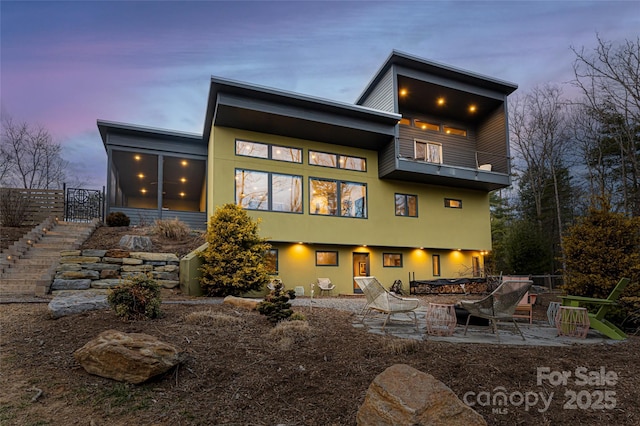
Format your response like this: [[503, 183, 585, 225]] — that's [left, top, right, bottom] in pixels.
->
[[0, 217, 100, 296]]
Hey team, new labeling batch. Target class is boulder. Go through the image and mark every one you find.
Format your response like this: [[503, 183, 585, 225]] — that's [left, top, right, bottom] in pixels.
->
[[48, 291, 109, 318], [51, 278, 92, 291], [223, 295, 259, 310], [357, 364, 486, 426], [74, 330, 183, 384], [118, 235, 153, 251]]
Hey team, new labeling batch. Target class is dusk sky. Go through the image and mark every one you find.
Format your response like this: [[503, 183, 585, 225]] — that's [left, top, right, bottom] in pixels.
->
[[1, 1, 638, 189]]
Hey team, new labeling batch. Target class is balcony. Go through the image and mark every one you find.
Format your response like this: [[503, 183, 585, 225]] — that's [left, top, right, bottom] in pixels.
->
[[380, 138, 511, 191]]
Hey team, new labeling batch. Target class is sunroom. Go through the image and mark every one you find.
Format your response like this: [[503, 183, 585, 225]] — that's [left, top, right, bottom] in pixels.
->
[[98, 120, 208, 230]]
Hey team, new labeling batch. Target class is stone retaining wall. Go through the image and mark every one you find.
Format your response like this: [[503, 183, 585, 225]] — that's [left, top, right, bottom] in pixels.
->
[[53, 249, 180, 291]]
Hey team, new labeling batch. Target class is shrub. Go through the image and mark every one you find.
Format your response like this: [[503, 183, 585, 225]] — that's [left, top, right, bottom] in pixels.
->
[[268, 319, 312, 350], [106, 211, 131, 227], [107, 274, 161, 320], [257, 280, 297, 324], [199, 204, 271, 296], [289, 312, 307, 321], [152, 218, 191, 239], [0, 188, 30, 227]]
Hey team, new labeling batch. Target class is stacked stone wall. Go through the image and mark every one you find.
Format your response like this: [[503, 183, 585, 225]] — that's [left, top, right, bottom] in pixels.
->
[[53, 249, 180, 291]]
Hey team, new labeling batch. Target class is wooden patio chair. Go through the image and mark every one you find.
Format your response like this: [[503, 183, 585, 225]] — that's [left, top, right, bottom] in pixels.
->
[[460, 278, 533, 341], [560, 278, 630, 340], [513, 292, 534, 324], [354, 276, 420, 331]]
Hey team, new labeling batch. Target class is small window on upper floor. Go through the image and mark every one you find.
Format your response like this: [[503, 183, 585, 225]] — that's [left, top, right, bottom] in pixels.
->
[[236, 140, 302, 163], [399, 118, 411, 126], [414, 119, 440, 132], [309, 150, 366, 171], [443, 126, 467, 137], [444, 198, 462, 209], [395, 193, 418, 217]]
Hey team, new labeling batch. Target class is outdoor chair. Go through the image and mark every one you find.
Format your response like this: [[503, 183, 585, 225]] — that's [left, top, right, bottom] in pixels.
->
[[560, 277, 630, 340], [354, 276, 420, 331], [460, 278, 533, 341], [513, 292, 534, 324], [317, 278, 335, 296]]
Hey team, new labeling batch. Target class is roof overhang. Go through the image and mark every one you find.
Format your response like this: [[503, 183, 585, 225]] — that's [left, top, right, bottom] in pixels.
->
[[97, 119, 204, 150], [356, 50, 518, 106], [203, 77, 401, 149]]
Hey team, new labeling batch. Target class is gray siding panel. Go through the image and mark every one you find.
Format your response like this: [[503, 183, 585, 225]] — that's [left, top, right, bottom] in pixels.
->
[[360, 69, 395, 112], [378, 141, 397, 177], [107, 207, 207, 230], [476, 106, 508, 174], [398, 119, 477, 169]]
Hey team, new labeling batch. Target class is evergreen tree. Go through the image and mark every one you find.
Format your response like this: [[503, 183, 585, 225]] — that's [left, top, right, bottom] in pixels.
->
[[199, 204, 271, 296], [502, 220, 553, 275]]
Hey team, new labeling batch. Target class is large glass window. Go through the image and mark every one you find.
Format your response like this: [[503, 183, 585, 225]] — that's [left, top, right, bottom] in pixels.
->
[[310, 178, 367, 218], [236, 140, 302, 163], [415, 140, 442, 164], [235, 169, 302, 213], [309, 150, 366, 171], [395, 194, 418, 217]]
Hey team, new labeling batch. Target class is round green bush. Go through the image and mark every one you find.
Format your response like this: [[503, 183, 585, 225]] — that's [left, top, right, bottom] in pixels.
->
[[106, 211, 131, 227], [108, 274, 161, 320]]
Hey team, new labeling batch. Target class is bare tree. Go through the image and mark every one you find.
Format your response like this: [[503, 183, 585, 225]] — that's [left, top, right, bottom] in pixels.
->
[[510, 84, 572, 271], [571, 35, 640, 216], [0, 116, 67, 189]]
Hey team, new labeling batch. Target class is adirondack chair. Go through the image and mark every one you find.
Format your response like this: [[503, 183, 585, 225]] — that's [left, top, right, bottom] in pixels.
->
[[460, 278, 533, 341], [560, 278, 630, 340], [354, 276, 419, 331]]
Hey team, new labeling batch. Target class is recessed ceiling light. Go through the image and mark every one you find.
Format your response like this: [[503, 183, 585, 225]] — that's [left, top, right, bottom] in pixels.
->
[[181, 160, 188, 166], [437, 98, 445, 106], [138, 173, 144, 178], [469, 105, 477, 113], [134, 155, 141, 161], [179, 192, 186, 197], [180, 177, 186, 183], [400, 89, 408, 96]]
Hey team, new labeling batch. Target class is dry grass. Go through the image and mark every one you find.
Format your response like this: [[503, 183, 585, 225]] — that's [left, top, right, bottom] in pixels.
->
[[268, 319, 313, 350], [383, 338, 421, 355], [151, 217, 192, 239], [183, 309, 244, 326]]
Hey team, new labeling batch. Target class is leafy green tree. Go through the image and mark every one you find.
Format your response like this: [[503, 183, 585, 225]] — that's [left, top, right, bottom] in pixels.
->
[[502, 220, 553, 275], [199, 204, 271, 296], [563, 205, 640, 331], [486, 190, 516, 274], [563, 206, 640, 297]]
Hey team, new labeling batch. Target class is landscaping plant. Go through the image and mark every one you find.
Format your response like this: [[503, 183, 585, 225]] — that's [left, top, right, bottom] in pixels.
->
[[107, 274, 162, 320], [257, 280, 297, 324], [106, 211, 131, 227], [563, 205, 640, 332], [199, 203, 271, 296]]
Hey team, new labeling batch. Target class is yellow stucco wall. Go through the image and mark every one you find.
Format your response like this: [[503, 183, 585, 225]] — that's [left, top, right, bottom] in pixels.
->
[[208, 127, 491, 250], [205, 126, 491, 294]]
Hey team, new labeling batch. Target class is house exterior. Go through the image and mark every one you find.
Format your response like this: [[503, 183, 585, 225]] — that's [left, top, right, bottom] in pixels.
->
[[98, 50, 517, 294]]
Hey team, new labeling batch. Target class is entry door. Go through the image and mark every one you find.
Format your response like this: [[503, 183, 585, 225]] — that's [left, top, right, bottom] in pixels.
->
[[353, 252, 370, 293]]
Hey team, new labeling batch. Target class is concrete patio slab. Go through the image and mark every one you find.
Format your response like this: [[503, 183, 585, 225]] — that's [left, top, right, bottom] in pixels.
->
[[354, 307, 622, 347]]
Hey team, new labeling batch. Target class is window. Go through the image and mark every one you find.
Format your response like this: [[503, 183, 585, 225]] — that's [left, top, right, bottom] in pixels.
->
[[432, 255, 441, 276], [443, 126, 467, 137], [414, 119, 439, 131], [235, 169, 302, 213], [309, 150, 366, 171], [310, 178, 367, 218], [235, 140, 302, 163], [316, 251, 338, 266], [399, 117, 411, 126], [444, 198, 462, 209], [265, 249, 278, 274], [395, 194, 417, 217], [383, 253, 403, 267], [415, 140, 442, 164]]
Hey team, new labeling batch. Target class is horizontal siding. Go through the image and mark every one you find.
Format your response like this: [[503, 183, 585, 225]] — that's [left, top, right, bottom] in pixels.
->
[[0, 188, 64, 226], [107, 207, 207, 230], [398, 120, 477, 169], [359, 68, 395, 112]]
